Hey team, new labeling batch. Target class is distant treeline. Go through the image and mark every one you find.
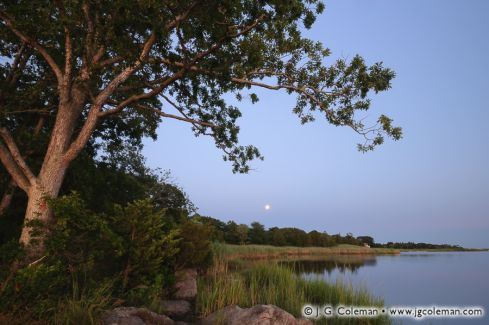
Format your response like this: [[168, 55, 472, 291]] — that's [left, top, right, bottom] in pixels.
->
[[375, 242, 464, 250], [195, 216, 363, 247], [194, 216, 466, 250]]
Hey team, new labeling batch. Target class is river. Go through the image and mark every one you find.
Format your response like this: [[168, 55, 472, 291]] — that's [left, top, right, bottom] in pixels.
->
[[282, 251, 489, 324]]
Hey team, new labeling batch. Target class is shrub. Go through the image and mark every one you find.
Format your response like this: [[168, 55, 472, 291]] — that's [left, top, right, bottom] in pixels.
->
[[176, 219, 213, 270], [0, 193, 181, 322]]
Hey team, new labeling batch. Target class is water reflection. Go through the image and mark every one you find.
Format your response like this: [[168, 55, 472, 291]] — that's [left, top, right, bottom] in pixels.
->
[[279, 255, 377, 274]]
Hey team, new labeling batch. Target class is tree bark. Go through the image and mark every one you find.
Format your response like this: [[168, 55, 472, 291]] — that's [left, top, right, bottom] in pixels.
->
[[19, 158, 68, 258], [19, 89, 86, 259]]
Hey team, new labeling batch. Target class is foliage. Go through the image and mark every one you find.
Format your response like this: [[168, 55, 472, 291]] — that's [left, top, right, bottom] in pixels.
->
[[0, 193, 185, 322], [199, 217, 364, 247], [248, 222, 266, 245], [0, 145, 194, 247], [175, 219, 213, 270], [111, 200, 180, 290], [378, 241, 465, 250], [0, 0, 402, 188]]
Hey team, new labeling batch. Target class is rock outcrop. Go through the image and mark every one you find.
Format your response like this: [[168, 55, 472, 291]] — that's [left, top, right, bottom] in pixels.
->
[[199, 304, 313, 325], [103, 307, 177, 325], [159, 299, 193, 321], [174, 268, 198, 300]]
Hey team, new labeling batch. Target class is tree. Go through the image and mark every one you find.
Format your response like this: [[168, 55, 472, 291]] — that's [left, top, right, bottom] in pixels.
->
[[223, 221, 240, 245], [0, 1, 401, 260], [357, 236, 374, 246], [236, 223, 249, 245], [248, 221, 266, 244]]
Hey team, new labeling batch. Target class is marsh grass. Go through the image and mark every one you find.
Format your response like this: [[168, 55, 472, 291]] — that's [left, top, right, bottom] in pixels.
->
[[198, 255, 389, 324], [214, 243, 399, 261], [52, 280, 114, 325]]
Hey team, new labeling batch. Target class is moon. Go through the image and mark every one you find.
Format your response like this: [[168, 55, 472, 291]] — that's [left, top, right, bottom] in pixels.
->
[[264, 204, 271, 210]]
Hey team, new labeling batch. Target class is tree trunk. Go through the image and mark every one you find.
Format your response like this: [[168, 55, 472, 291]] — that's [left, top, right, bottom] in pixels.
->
[[18, 90, 86, 260], [19, 161, 68, 259]]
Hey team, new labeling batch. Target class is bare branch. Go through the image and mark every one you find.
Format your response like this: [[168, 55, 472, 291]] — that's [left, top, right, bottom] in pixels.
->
[[98, 70, 185, 118], [135, 103, 217, 128], [1, 108, 53, 115], [64, 32, 157, 162], [54, 0, 72, 86], [0, 127, 36, 184], [0, 10, 63, 84], [0, 141, 31, 192], [62, 104, 99, 163], [164, 1, 200, 31]]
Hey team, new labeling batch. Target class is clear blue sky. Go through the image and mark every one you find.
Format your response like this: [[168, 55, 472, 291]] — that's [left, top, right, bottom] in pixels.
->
[[144, 0, 489, 248]]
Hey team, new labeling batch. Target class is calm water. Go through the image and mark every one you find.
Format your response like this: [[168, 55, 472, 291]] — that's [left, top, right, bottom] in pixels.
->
[[283, 251, 489, 324]]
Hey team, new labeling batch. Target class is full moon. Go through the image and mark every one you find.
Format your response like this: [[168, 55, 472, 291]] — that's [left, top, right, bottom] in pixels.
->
[[264, 204, 271, 210]]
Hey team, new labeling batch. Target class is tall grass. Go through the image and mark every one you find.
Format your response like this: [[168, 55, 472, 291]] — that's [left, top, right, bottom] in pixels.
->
[[197, 256, 389, 324], [214, 243, 399, 261], [53, 280, 114, 325]]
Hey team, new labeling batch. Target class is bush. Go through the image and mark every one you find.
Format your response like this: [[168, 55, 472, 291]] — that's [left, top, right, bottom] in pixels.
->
[[176, 219, 213, 270], [0, 193, 182, 322]]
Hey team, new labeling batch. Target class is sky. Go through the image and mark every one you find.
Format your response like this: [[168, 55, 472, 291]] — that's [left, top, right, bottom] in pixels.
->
[[143, 0, 489, 248]]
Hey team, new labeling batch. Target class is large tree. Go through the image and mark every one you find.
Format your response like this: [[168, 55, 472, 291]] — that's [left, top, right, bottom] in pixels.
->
[[0, 0, 401, 260]]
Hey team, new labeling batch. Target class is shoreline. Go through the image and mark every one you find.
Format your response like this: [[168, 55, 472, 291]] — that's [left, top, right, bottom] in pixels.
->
[[399, 248, 489, 252], [214, 243, 400, 261], [214, 243, 489, 261]]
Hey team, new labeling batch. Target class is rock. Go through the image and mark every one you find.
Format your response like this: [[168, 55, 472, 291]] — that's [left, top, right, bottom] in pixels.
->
[[103, 307, 176, 325], [159, 300, 193, 320], [199, 304, 313, 325], [174, 268, 198, 300]]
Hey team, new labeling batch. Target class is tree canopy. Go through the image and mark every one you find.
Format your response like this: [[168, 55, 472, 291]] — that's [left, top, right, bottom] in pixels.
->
[[0, 0, 401, 255]]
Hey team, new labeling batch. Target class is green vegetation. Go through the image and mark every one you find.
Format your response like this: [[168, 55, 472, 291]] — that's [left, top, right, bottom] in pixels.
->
[[0, 0, 400, 261], [374, 242, 487, 251], [198, 216, 379, 247], [0, 192, 212, 323], [198, 254, 389, 324], [213, 243, 399, 261]]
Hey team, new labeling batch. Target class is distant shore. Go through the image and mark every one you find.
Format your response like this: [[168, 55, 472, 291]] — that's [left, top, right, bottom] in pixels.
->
[[399, 248, 489, 252], [215, 243, 400, 260], [213, 243, 489, 261]]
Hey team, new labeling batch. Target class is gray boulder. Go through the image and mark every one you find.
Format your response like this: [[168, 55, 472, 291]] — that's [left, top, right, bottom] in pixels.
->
[[159, 300, 193, 320], [103, 307, 176, 325], [174, 269, 198, 300], [199, 304, 313, 325]]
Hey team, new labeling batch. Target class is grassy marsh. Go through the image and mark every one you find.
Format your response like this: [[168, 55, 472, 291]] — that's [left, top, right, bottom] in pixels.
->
[[197, 244, 391, 324], [214, 243, 399, 261]]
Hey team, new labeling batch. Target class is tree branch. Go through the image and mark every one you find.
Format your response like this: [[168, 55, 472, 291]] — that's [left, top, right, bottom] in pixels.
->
[[135, 103, 217, 128], [98, 70, 185, 118], [64, 32, 157, 163], [0, 128, 36, 184], [0, 10, 63, 84], [190, 14, 267, 66], [0, 141, 31, 192]]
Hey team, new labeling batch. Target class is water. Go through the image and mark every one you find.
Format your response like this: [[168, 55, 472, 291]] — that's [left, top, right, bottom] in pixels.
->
[[283, 251, 489, 324]]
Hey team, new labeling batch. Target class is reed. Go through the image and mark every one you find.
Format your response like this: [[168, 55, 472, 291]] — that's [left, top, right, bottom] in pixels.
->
[[213, 243, 399, 261], [197, 255, 390, 324]]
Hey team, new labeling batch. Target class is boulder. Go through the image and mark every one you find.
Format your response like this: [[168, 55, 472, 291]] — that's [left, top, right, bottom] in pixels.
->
[[199, 304, 313, 325], [174, 269, 198, 300], [159, 300, 193, 320], [103, 307, 176, 325]]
